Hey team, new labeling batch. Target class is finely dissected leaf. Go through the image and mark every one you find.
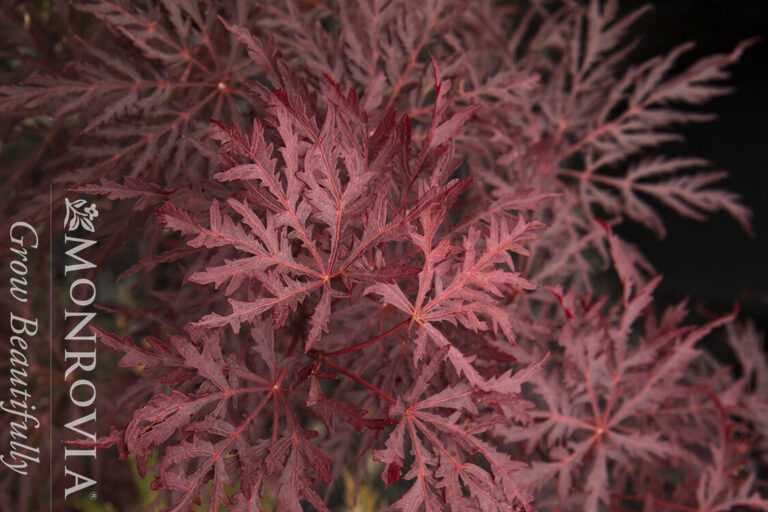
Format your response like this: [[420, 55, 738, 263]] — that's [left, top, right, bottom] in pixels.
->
[[502, 255, 741, 510], [372, 351, 540, 511], [366, 213, 541, 386]]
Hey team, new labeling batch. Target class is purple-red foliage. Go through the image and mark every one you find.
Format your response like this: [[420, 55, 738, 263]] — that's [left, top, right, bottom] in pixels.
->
[[1, 0, 767, 511]]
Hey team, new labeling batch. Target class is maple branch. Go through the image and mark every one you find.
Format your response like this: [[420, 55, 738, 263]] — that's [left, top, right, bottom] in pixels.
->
[[323, 319, 410, 358], [315, 357, 396, 405]]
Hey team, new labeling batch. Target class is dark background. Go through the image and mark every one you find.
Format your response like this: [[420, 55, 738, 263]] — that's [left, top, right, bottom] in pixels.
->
[[616, 0, 768, 330]]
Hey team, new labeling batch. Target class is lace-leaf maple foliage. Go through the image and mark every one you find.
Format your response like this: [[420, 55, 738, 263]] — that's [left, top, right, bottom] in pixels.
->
[[1, 1, 767, 511], [141, 71, 547, 510]]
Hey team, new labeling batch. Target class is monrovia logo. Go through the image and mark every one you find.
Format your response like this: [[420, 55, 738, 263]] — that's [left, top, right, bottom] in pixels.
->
[[61, 198, 99, 499], [64, 198, 99, 233]]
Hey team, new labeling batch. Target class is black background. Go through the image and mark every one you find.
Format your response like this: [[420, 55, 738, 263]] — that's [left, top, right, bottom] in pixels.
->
[[616, 0, 768, 329]]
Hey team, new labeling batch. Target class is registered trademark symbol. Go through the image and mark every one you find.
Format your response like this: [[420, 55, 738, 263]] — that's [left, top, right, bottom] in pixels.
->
[[89, 491, 98, 501]]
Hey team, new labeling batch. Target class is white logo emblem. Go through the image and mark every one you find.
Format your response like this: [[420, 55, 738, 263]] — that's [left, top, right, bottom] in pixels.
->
[[64, 198, 99, 232]]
